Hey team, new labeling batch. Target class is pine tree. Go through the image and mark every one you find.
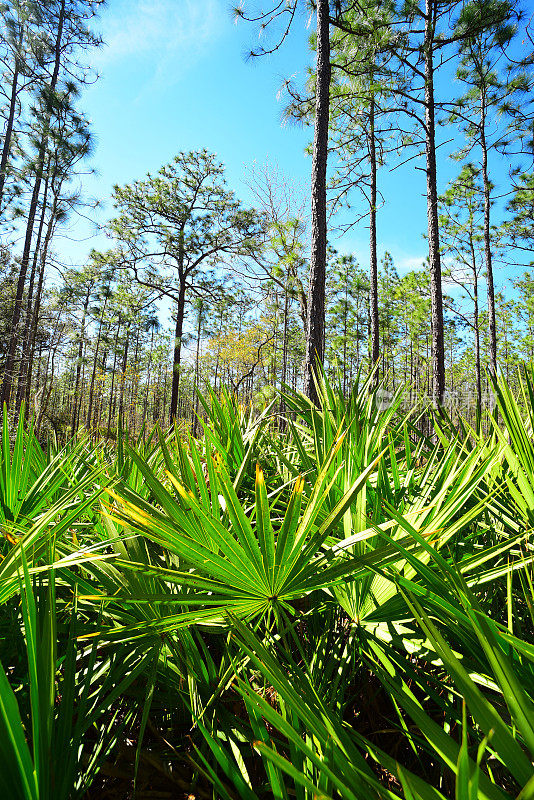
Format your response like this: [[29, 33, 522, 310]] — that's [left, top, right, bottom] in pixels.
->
[[439, 164, 487, 406], [452, 0, 530, 379], [109, 149, 264, 422]]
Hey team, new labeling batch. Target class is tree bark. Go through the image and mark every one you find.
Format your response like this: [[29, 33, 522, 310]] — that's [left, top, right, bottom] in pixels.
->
[[280, 269, 290, 426], [192, 300, 203, 437], [106, 318, 121, 438], [468, 235, 482, 409], [303, 0, 330, 403], [94, 346, 108, 429], [71, 289, 90, 433], [424, 0, 445, 405], [143, 327, 155, 424], [369, 92, 380, 382], [15, 168, 51, 413], [480, 90, 497, 380], [0, 60, 20, 209], [1, 0, 65, 408], [24, 190, 58, 415], [118, 321, 130, 428], [126, 323, 140, 432], [86, 294, 109, 427], [169, 276, 186, 422]]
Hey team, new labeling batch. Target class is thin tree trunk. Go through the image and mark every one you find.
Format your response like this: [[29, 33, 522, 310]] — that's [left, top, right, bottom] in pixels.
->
[[24, 194, 57, 415], [213, 306, 224, 392], [169, 276, 186, 422], [409, 338, 413, 406], [143, 328, 155, 423], [280, 272, 290, 426], [0, 60, 20, 208], [424, 0, 445, 405], [369, 92, 380, 380], [35, 342, 43, 390], [272, 292, 279, 391], [1, 0, 65, 407], [128, 323, 140, 432], [480, 91, 497, 379], [86, 294, 109, 427], [163, 365, 169, 422], [342, 283, 348, 395], [153, 362, 160, 423], [36, 346, 57, 437], [2, 171, 42, 407], [107, 318, 121, 437], [469, 237, 482, 408], [303, 0, 330, 403], [192, 301, 203, 437], [118, 321, 130, 429], [35, 314, 63, 435], [16, 168, 51, 413], [71, 289, 90, 433], [95, 346, 108, 430]]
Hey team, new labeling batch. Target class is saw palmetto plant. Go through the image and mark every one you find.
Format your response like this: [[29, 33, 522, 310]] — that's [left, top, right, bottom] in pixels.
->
[[0, 374, 533, 798]]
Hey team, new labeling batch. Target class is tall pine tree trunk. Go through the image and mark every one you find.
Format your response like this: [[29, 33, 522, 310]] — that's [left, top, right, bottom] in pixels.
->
[[369, 92, 380, 381], [15, 168, 51, 413], [118, 321, 130, 428], [469, 236, 482, 408], [192, 301, 203, 437], [480, 91, 497, 380], [424, 0, 445, 405], [24, 192, 57, 415], [303, 0, 330, 403], [143, 328, 155, 423], [86, 295, 109, 427], [71, 290, 90, 434], [128, 325, 140, 432], [169, 275, 186, 423], [1, 0, 65, 408], [95, 346, 108, 429], [280, 276, 290, 427], [106, 318, 121, 437], [0, 60, 20, 208]]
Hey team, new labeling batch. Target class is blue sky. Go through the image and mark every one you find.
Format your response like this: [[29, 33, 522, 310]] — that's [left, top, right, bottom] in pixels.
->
[[59, 0, 530, 293], [62, 0, 431, 276], [62, 1, 311, 259]]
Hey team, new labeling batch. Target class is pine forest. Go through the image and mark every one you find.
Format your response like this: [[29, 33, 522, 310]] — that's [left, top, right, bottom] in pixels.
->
[[1, 0, 534, 798]]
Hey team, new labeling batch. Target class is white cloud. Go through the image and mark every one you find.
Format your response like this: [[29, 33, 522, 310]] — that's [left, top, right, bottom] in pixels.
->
[[95, 0, 225, 89], [333, 240, 427, 275], [396, 254, 426, 274]]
